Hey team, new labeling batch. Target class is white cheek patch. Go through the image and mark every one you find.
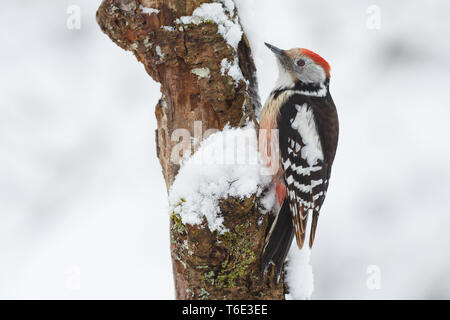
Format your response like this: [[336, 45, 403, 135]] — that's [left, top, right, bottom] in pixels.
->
[[298, 61, 326, 84], [274, 59, 295, 89]]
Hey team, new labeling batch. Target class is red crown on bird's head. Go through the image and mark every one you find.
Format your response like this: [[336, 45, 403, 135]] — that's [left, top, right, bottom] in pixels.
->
[[301, 48, 331, 78]]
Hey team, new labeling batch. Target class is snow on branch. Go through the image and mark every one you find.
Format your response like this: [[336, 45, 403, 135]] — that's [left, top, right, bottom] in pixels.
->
[[177, 0, 246, 86], [169, 126, 275, 233], [177, 1, 242, 49]]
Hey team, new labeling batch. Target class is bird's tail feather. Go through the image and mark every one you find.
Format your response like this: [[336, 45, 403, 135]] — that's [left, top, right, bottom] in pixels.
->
[[261, 200, 294, 283], [309, 212, 319, 248]]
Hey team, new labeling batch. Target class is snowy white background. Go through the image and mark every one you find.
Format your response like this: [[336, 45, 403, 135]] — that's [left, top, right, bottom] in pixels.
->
[[1, 0, 450, 299]]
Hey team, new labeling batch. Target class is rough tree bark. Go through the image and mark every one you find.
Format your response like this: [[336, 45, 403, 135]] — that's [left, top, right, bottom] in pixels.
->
[[97, 0, 285, 299]]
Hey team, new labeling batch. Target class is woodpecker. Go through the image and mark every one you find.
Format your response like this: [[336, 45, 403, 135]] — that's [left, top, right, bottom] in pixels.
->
[[259, 43, 339, 281]]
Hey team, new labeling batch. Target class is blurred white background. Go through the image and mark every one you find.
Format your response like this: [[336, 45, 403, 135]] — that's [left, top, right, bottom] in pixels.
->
[[1, 0, 449, 299]]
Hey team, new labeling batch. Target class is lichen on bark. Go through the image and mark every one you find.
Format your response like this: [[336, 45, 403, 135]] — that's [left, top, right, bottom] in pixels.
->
[[170, 195, 283, 299]]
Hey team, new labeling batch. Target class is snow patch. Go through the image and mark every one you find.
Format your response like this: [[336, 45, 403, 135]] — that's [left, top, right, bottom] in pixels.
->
[[177, 1, 243, 50], [176, 1, 247, 89], [222, 0, 236, 14], [161, 26, 176, 32], [139, 5, 160, 15], [169, 126, 273, 233], [285, 247, 314, 300], [221, 57, 246, 86]]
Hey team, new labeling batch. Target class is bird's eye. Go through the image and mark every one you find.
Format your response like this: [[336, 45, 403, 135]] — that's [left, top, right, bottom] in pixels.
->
[[297, 59, 305, 67]]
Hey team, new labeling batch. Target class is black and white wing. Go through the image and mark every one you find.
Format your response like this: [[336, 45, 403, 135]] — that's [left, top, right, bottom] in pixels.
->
[[278, 94, 338, 248]]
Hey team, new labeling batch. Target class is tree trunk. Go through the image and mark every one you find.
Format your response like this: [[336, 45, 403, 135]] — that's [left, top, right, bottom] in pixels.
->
[[97, 0, 284, 299]]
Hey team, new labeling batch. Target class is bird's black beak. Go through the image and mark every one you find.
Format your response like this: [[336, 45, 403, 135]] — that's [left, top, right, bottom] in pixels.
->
[[265, 42, 284, 56], [265, 42, 289, 66]]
